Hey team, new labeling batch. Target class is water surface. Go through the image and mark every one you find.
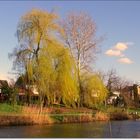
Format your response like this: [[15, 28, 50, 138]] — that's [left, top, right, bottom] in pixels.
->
[[0, 120, 140, 138]]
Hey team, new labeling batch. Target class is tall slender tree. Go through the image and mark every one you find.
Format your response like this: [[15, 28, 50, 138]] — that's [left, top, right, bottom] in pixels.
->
[[81, 73, 108, 108], [60, 12, 100, 106], [9, 9, 61, 106], [9, 8, 61, 75], [33, 41, 79, 110]]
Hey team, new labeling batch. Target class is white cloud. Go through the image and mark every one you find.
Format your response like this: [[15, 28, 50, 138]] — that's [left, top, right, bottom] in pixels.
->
[[118, 57, 133, 64], [105, 49, 122, 56], [114, 42, 128, 51], [105, 42, 134, 64]]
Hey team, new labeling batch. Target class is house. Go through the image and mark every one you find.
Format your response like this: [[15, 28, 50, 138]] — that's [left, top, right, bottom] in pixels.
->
[[107, 95, 117, 105], [113, 91, 120, 96], [0, 80, 8, 89], [0, 80, 9, 102], [121, 86, 134, 100], [26, 85, 39, 95], [108, 84, 140, 106], [122, 84, 140, 102], [91, 90, 98, 98], [137, 85, 140, 95], [133, 84, 140, 103], [17, 85, 39, 104], [107, 91, 120, 105]]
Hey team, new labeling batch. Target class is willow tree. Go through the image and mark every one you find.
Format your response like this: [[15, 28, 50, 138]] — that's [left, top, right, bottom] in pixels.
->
[[9, 8, 61, 105], [60, 12, 100, 106], [33, 41, 79, 110], [81, 73, 108, 108], [10, 8, 60, 71], [17, 8, 60, 60], [56, 45, 79, 107], [10, 8, 60, 79]]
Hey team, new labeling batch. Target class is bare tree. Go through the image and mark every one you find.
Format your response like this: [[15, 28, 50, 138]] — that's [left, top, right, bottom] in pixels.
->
[[96, 70, 107, 84], [60, 12, 100, 106], [116, 77, 132, 93], [106, 69, 119, 93], [106, 68, 132, 94]]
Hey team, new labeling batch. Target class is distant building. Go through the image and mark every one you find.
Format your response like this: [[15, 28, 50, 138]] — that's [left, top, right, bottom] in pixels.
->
[[17, 85, 39, 103], [107, 91, 120, 105], [121, 84, 140, 105], [137, 85, 140, 95], [112, 91, 120, 97], [0, 80, 8, 88], [122, 86, 134, 100], [107, 95, 118, 105], [0, 80, 9, 102], [133, 84, 140, 103], [91, 89, 98, 98], [26, 85, 39, 95]]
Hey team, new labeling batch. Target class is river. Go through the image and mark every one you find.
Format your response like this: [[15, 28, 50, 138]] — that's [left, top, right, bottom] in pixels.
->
[[0, 120, 140, 138]]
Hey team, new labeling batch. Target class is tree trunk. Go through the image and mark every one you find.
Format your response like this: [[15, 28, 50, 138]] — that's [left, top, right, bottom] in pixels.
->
[[77, 55, 83, 107], [39, 93, 44, 114]]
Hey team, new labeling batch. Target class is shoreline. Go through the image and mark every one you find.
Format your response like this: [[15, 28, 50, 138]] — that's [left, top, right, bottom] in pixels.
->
[[0, 104, 140, 126], [0, 112, 139, 126]]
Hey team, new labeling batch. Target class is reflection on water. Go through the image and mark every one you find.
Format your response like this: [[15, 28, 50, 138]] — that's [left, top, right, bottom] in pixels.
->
[[0, 120, 140, 138]]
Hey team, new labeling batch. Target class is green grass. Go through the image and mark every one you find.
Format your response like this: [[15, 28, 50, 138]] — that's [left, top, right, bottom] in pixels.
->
[[1, 102, 139, 117], [127, 108, 140, 114], [0, 103, 22, 114]]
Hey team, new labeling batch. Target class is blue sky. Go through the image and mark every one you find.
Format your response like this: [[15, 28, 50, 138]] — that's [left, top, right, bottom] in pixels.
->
[[0, 1, 140, 82]]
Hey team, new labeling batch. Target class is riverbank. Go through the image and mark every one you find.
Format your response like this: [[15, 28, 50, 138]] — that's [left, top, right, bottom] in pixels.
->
[[0, 103, 140, 126]]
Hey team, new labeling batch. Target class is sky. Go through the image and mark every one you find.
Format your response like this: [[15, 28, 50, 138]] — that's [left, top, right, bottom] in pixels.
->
[[0, 1, 140, 83]]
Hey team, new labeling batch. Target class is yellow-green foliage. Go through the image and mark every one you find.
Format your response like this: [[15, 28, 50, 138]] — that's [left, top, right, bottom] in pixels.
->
[[16, 8, 79, 107], [26, 60, 33, 82], [14, 8, 61, 86], [18, 8, 60, 44], [14, 8, 107, 108], [16, 8, 62, 74], [81, 73, 108, 108], [56, 47, 79, 107], [33, 41, 79, 107], [34, 44, 54, 104]]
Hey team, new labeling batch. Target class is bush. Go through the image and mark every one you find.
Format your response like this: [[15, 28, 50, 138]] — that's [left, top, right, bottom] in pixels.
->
[[81, 73, 108, 108], [94, 111, 109, 121], [110, 111, 129, 120]]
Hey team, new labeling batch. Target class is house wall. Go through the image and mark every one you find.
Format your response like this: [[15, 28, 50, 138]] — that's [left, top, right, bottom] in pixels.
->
[[137, 86, 140, 95]]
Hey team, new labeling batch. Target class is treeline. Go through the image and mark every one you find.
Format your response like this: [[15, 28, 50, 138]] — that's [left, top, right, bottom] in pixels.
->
[[9, 9, 108, 109]]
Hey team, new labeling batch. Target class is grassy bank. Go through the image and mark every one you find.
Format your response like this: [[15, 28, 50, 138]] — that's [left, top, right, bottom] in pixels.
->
[[0, 103, 53, 125], [0, 103, 22, 114], [0, 103, 140, 126], [0, 103, 94, 125]]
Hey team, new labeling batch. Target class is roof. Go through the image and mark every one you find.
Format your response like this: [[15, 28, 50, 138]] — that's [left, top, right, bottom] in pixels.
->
[[0, 80, 8, 88], [113, 91, 120, 96], [17, 87, 39, 96]]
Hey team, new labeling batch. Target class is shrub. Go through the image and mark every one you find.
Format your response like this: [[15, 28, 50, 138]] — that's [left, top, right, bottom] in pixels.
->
[[110, 111, 129, 120], [94, 111, 109, 121]]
